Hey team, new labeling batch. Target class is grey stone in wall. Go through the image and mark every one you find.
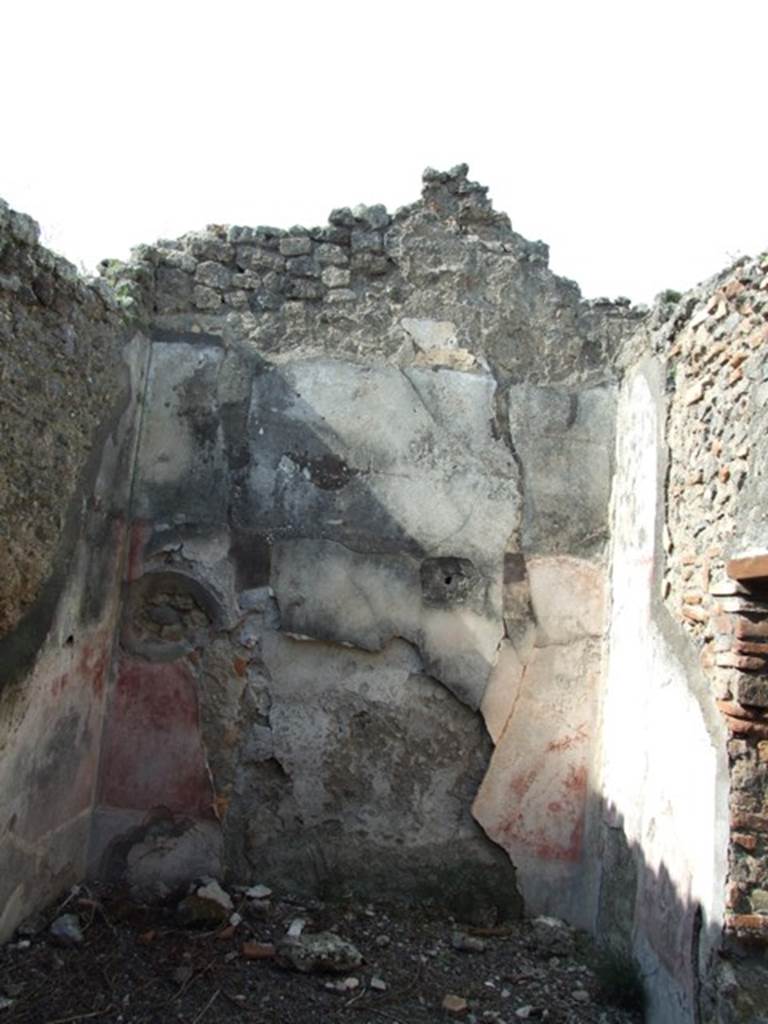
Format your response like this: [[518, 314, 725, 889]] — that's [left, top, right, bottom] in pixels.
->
[[508, 383, 617, 557]]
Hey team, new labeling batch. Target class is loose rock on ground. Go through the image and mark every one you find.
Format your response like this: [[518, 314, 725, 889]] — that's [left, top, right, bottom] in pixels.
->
[[0, 882, 643, 1024]]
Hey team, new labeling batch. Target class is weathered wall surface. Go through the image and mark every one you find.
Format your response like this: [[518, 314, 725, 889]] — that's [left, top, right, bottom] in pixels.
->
[[596, 253, 768, 1023], [0, 201, 125, 649], [0, 203, 144, 940], [646, 257, 768, 1020], [6, 166, 762, 1023], [599, 357, 728, 1024], [90, 165, 639, 916]]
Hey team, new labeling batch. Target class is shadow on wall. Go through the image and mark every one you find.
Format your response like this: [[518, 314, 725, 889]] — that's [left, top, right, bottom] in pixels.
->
[[596, 794, 768, 1024], [90, 339, 524, 918]]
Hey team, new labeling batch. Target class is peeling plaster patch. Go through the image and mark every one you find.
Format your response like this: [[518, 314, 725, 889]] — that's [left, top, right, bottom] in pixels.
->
[[480, 640, 527, 744], [271, 539, 503, 709], [527, 557, 606, 645], [508, 384, 617, 557], [473, 639, 601, 927], [401, 318, 458, 351], [98, 809, 223, 900]]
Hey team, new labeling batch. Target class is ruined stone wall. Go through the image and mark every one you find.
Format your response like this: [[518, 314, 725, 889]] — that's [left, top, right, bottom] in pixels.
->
[[599, 256, 768, 1023], [599, 355, 728, 1024], [0, 204, 145, 940], [4, 166, 761, 1023], [89, 166, 640, 923], [658, 259, 768, 1019]]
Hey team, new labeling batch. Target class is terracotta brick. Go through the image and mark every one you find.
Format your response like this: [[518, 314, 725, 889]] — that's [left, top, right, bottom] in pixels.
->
[[734, 640, 768, 657], [716, 651, 767, 671], [717, 700, 768, 722], [726, 882, 746, 909], [733, 832, 758, 851], [683, 604, 708, 624], [717, 595, 768, 613], [725, 718, 768, 740], [728, 554, 768, 582], [726, 914, 768, 936], [733, 617, 768, 640], [731, 812, 768, 833]]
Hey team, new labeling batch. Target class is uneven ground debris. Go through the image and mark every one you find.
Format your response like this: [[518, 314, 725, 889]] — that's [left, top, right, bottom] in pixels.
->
[[0, 884, 642, 1024]]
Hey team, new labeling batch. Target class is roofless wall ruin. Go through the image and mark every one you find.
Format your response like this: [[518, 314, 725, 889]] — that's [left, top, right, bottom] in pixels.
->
[[2, 166, 768, 1022]]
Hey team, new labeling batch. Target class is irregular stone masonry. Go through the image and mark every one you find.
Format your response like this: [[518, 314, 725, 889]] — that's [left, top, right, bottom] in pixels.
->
[[103, 164, 635, 388], [0, 200, 124, 641], [660, 253, 768, 941]]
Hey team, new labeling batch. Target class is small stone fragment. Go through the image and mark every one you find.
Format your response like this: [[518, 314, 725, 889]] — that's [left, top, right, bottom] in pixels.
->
[[443, 993, 469, 1015], [451, 930, 487, 952], [325, 976, 360, 993], [248, 898, 272, 918], [531, 915, 575, 956], [242, 940, 275, 960], [276, 931, 363, 973], [16, 913, 46, 937], [177, 880, 233, 928], [370, 976, 387, 991], [50, 914, 84, 946], [245, 884, 272, 899], [287, 917, 305, 937]]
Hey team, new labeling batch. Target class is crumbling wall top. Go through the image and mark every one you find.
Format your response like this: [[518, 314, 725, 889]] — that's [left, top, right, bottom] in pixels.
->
[[102, 164, 643, 386]]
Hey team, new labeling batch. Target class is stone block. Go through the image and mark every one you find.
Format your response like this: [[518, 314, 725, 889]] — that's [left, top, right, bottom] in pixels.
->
[[734, 676, 768, 707], [279, 235, 312, 257]]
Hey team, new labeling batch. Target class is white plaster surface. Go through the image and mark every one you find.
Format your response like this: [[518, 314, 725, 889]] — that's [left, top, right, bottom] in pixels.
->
[[599, 361, 728, 1024]]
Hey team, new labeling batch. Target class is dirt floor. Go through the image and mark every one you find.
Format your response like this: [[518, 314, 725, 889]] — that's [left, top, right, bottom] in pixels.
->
[[0, 883, 644, 1024]]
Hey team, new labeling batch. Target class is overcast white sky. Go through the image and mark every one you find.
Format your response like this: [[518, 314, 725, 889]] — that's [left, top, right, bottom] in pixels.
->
[[3, 0, 766, 304]]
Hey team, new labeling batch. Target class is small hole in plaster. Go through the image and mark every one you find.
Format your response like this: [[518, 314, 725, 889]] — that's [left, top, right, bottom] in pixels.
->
[[444, 576, 453, 585], [65, 635, 74, 647]]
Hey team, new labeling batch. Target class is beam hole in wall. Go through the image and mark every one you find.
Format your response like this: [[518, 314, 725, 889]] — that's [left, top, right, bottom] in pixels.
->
[[420, 556, 479, 607]]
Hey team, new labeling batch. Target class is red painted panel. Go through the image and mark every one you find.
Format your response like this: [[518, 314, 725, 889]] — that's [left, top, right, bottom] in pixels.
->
[[99, 657, 214, 818], [498, 742, 588, 863]]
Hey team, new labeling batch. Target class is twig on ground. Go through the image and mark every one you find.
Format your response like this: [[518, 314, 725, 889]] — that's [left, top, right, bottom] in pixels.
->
[[173, 954, 219, 1002], [190, 988, 220, 1024], [44, 1007, 114, 1024]]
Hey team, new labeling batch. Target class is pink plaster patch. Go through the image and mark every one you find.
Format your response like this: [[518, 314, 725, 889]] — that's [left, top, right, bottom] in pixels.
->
[[126, 520, 152, 582], [473, 642, 597, 865]]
